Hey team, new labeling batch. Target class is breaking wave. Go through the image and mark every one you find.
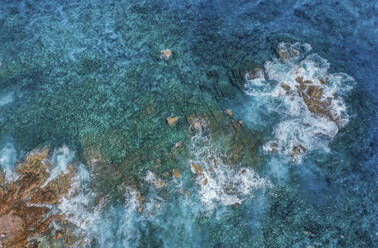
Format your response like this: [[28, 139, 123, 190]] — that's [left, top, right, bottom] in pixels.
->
[[189, 131, 270, 210], [244, 42, 355, 161]]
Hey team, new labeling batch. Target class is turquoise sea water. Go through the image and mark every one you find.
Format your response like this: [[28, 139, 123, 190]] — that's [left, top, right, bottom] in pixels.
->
[[0, 0, 377, 247]]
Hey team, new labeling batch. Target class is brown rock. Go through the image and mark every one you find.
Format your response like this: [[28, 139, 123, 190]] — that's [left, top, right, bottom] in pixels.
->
[[295, 76, 303, 83], [136, 192, 144, 206], [0, 214, 25, 243], [213, 159, 220, 167], [174, 140, 183, 148], [56, 232, 63, 239], [281, 83, 291, 91], [192, 163, 204, 174], [154, 180, 165, 189], [172, 169, 181, 179], [277, 49, 290, 61], [160, 49, 172, 60], [291, 144, 307, 157], [291, 49, 300, 57], [303, 80, 313, 84], [167, 116, 179, 127], [0, 148, 75, 248], [307, 85, 323, 99], [224, 109, 233, 118], [300, 84, 307, 90]]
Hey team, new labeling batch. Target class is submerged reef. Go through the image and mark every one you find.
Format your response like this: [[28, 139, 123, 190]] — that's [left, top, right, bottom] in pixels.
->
[[0, 0, 376, 247]]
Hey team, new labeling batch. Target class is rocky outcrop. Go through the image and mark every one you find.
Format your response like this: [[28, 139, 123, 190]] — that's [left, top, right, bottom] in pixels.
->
[[295, 77, 337, 123], [0, 148, 75, 248], [167, 116, 179, 127]]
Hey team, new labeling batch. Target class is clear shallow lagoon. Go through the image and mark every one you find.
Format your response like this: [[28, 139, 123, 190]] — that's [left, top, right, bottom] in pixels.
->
[[0, 0, 377, 247]]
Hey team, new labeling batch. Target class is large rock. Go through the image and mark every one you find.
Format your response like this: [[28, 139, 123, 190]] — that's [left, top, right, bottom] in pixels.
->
[[167, 116, 179, 127]]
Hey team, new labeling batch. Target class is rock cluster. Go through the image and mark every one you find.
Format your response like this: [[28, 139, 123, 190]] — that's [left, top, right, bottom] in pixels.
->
[[294, 76, 337, 123]]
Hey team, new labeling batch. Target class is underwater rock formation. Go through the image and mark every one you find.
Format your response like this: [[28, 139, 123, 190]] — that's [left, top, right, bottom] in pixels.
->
[[0, 148, 75, 248]]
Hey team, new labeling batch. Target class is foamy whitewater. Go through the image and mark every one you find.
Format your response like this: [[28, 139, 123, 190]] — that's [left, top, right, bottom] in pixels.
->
[[0, 142, 18, 181], [0, 0, 376, 246], [53, 129, 270, 247], [244, 42, 355, 161], [189, 131, 270, 209]]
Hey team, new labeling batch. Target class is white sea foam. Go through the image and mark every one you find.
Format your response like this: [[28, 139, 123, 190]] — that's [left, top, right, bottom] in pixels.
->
[[0, 92, 14, 107], [42, 145, 75, 187], [245, 42, 355, 161], [57, 163, 146, 247], [189, 132, 270, 210], [0, 142, 18, 181]]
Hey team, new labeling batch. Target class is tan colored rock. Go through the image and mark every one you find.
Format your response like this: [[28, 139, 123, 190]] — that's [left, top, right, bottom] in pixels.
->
[[174, 140, 183, 148], [291, 49, 300, 57], [167, 116, 179, 127], [172, 169, 181, 179], [295, 76, 303, 83], [224, 109, 233, 118], [277, 49, 290, 61], [136, 191, 144, 204], [192, 120, 202, 132], [154, 180, 165, 189], [160, 49, 172, 60], [213, 159, 220, 167], [192, 163, 203, 174]]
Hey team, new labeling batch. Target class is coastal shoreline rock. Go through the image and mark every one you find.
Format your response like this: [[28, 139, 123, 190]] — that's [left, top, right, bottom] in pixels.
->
[[0, 148, 75, 248]]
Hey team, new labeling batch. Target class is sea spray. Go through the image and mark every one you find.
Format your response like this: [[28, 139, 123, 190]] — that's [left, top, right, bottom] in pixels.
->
[[42, 145, 75, 187], [244, 42, 355, 161], [0, 142, 18, 181], [189, 130, 270, 210]]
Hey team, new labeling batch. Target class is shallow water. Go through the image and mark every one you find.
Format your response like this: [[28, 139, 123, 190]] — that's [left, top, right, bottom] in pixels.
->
[[0, 0, 377, 247]]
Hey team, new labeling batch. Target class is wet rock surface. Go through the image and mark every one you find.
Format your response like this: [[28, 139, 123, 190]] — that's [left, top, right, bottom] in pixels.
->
[[0, 148, 75, 248]]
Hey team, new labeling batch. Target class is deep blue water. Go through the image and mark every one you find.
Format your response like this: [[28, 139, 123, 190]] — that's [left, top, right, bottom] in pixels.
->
[[0, 0, 377, 247]]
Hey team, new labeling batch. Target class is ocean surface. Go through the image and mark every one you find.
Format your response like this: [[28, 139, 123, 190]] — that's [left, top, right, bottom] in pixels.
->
[[0, 0, 377, 247]]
